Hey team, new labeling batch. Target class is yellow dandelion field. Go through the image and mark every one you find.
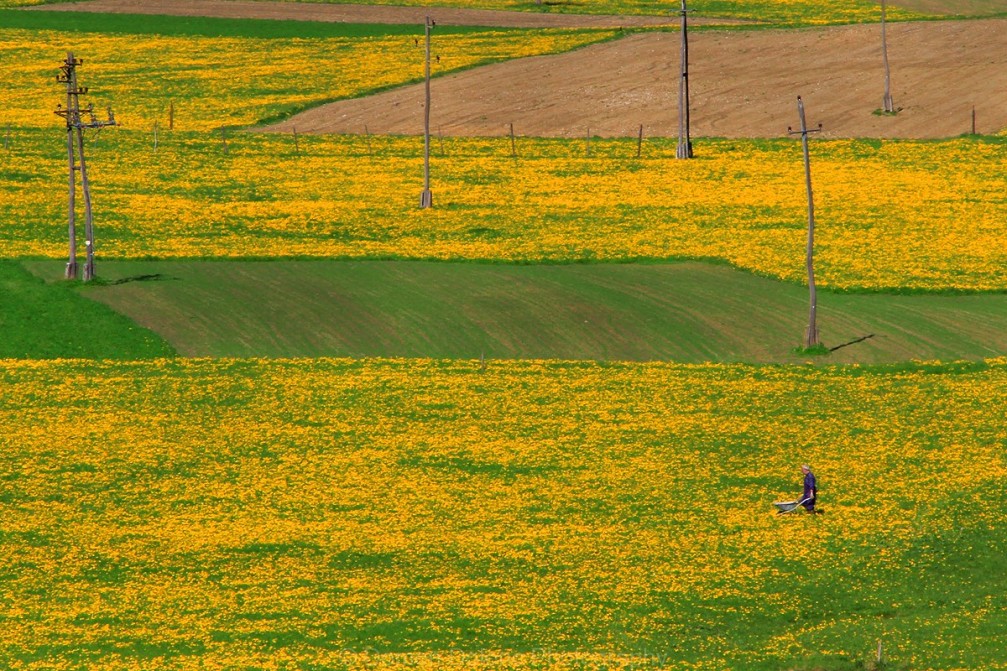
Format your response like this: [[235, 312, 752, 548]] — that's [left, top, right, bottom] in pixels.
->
[[0, 26, 613, 131], [0, 356, 1005, 669], [3, 131, 1007, 291]]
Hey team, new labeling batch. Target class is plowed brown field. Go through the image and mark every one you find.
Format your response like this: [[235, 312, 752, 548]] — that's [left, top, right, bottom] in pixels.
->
[[264, 19, 1007, 138]]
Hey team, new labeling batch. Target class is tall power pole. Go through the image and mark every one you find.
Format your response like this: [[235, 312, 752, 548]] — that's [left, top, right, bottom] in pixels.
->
[[675, 0, 693, 159], [420, 16, 435, 209], [788, 97, 822, 349], [54, 52, 117, 281], [880, 0, 895, 113]]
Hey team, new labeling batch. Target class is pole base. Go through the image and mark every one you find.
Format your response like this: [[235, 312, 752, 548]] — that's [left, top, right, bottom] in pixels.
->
[[676, 141, 693, 159], [84, 260, 95, 282], [65, 261, 78, 280], [420, 190, 433, 209], [804, 327, 819, 349]]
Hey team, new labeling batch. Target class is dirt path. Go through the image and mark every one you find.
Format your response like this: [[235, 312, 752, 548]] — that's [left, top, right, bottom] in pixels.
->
[[261, 19, 1007, 138], [29, 0, 690, 28]]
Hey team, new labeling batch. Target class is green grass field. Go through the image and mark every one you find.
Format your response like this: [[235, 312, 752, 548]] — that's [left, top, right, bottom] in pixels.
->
[[0, 260, 174, 358], [0, 7, 503, 37], [13, 259, 1007, 363]]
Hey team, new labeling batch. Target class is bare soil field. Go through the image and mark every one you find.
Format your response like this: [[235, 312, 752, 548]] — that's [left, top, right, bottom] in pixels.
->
[[262, 19, 1007, 138], [29, 0, 686, 28]]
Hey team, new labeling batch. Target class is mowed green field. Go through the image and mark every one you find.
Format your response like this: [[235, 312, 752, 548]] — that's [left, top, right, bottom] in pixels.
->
[[17, 259, 1007, 364]]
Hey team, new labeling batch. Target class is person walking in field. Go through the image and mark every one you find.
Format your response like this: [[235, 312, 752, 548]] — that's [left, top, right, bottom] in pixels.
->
[[801, 464, 820, 513]]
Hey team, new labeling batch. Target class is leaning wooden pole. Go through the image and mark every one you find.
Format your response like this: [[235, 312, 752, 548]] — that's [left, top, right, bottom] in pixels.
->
[[675, 0, 693, 159], [62, 52, 79, 280], [788, 97, 823, 348], [881, 0, 895, 113], [75, 120, 97, 281], [420, 15, 434, 209]]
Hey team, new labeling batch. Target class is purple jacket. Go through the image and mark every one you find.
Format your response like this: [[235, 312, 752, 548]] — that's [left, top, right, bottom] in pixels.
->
[[803, 471, 817, 499]]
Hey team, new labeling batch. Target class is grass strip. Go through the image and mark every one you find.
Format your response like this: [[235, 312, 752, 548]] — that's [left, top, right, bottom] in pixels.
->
[[0, 8, 500, 37], [0, 259, 175, 359]]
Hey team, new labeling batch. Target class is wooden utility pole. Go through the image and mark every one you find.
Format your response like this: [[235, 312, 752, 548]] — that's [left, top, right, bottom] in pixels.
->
[[676, 0, 693, 159], [420, 16, 434, 209], [54, 52, 117, 281], [881, 0, 895, 113], [788, 97, 823, 348]]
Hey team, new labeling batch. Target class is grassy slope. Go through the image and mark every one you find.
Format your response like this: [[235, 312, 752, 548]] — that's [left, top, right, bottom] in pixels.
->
[[0, 260, 174, 359], [20, 259, 1007, 363]]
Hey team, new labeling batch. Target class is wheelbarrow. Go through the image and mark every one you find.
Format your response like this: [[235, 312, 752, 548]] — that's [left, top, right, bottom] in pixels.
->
[[773, 496, 810, 514]]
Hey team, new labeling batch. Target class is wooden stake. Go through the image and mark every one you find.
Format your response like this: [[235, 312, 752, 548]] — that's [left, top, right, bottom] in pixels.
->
[[293, 126, 300, 155], [509, 122, 516, 158], [3, 124, 9, 150], [153, 121, 158, 153], [364, 124, 374, 159], [877, 640, 883, 665], [971, 106, 976, 135], [437, 126, 445, 156], [585, 127, 591, 157], [636, 124, 643, 158], [220, 127, 228, 154], [169, 100, 174, 130]]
